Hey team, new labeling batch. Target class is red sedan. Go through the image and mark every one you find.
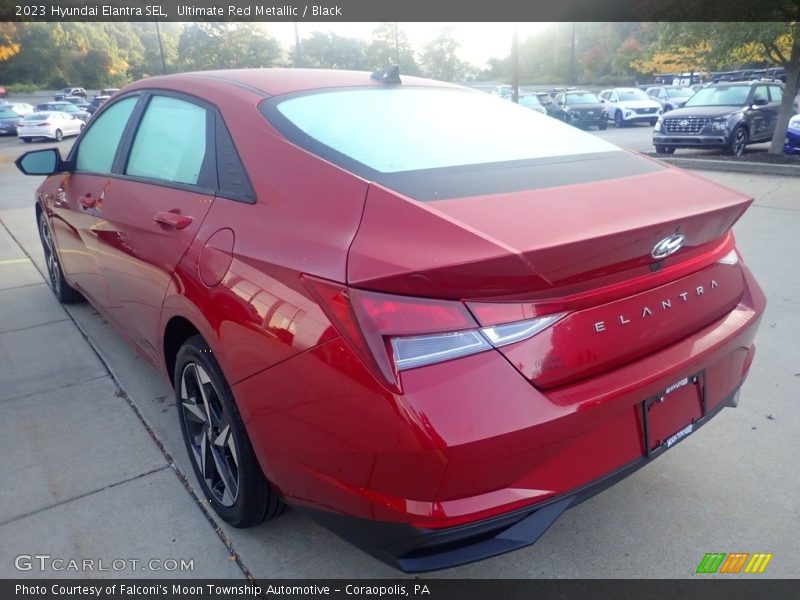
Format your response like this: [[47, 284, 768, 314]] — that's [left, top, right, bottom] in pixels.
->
[[16, 68, 765, 572]]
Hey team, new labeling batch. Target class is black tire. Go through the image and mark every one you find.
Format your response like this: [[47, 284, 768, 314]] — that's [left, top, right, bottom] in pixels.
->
[[21, 137, 31, 143], [654, 145, 675, 155], [54, 129, 63, 142], [614, 111, 625, 128], [727, 126, 748, 156], [38, 211, 83, 304], [175, 335, 286, 528], [599, 122, 608, 130]]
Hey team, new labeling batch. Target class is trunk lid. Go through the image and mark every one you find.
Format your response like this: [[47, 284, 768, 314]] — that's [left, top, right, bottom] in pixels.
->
[[348, 161, 751, 299], [347, 158, 752, 387]]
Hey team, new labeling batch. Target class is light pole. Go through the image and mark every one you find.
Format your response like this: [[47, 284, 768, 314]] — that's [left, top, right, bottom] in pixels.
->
[[569, 22, 576, 85], [511, 26, 519, 103], [293, 21, 301, 67], [155, 21, 167, 75]]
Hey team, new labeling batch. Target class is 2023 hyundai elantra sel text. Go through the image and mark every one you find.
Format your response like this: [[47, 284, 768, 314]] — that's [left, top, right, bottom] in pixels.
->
[[16, 68, 765, 572]]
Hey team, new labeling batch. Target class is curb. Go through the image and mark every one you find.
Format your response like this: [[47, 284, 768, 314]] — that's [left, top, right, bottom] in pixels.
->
[[653, 156, 800, 177]]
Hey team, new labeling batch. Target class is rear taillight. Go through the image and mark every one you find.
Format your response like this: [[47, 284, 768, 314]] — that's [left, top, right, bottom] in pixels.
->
[[717, 248, 739, 265], [302, 275, 565, 391]]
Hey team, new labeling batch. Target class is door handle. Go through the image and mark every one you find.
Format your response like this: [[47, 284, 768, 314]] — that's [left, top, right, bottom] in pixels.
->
[[153, 211, 193, 230], [78, 195, 97, 209]]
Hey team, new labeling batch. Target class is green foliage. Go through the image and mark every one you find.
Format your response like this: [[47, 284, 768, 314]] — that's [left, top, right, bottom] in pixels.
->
[[3, 82, 39, 93], [420, 28, 469, 81], [178, 23, 282, 71], [296, 31, 369, 70], [0, 22, 278, 87], [365, 23, 420, 75]]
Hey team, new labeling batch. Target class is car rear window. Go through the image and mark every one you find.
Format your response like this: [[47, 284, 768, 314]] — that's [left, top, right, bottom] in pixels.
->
[[268, 87, 617, 174]]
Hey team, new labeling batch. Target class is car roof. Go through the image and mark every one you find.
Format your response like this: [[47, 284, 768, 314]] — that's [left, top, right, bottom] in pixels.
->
[[125, 68, 459, 98]]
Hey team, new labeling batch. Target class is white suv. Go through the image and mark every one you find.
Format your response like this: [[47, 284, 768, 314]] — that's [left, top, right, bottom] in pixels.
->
[[599, 87, 662, 127]]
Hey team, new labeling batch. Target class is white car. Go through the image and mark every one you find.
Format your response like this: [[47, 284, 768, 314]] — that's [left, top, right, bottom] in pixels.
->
[[1, 102, 34, 116], [17, 111, 84, 143], [599, 87, 662, 127]]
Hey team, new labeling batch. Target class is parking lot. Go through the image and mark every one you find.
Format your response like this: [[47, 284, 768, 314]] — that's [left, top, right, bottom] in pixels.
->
[[0, 124, 798, 579]]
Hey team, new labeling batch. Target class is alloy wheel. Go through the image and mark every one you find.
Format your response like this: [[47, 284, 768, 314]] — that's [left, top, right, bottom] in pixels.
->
[[180, 362, 240, 507], [39, 217, 61, 296], [731, 128, 747, 156]]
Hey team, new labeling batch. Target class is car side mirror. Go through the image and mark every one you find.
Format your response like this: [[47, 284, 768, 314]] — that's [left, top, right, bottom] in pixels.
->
[[15, 148, 67, 176], [752, 97, 768, 107]]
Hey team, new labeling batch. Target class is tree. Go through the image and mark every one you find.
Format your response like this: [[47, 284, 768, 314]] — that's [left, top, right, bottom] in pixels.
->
[[0, 23, 20, 63], [659, 20, 800, 155], [632, 42, 712, 78], [296, 32, 368, 70], [178, 23, 281, 72], [420, 28, 468, 81], [365, 23, 420, 75]]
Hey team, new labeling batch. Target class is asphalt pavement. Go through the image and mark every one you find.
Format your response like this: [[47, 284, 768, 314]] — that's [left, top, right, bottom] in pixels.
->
[[0, 127, 798, 579]]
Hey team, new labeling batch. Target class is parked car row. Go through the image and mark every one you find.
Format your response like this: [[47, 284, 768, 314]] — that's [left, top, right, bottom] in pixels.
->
[[0, 86, 119, 141]]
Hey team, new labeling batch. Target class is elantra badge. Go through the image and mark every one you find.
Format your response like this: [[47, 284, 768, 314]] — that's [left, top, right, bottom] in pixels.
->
[[651, 234, 685, 260]]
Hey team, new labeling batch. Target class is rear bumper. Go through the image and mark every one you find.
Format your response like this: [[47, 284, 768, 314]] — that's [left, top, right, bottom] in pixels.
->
[[298, 385, 741, 573], [233, 263, 765, 571]]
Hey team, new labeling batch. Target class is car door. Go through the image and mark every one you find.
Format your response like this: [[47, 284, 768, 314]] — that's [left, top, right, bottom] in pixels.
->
[[749, 85, 772, 141], [90, 93, 216, 362], [766, 84, 784, 139], [48, 95, 140, 308], [553, 93, 565, 118], [62, 113, 82, 136]]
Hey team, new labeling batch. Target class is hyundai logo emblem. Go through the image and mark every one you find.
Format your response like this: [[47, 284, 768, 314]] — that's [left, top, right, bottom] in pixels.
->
[[679, 119, 689, 127], [651, 234, 685, 260]]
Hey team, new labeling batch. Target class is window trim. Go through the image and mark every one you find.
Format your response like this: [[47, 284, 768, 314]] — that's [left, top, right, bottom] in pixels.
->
[[68, 92, 144, 177], [67, 88, 257, 203], [116, 91, 217, 194]]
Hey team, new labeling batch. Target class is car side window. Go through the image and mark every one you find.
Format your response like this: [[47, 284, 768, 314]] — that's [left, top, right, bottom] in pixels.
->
[[768, 86, 783, 103], [753, 85, 769, 104], [125, 95, 211, 187], [75, 96, 138, 174]]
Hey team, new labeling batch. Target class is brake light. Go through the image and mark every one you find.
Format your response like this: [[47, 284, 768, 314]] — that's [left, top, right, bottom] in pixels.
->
[[302, 275, 566, 391], [717, 248, 739, 265]]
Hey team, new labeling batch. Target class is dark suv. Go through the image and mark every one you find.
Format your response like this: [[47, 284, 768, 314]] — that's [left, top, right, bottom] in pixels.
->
[[653, 81, 784, 155], [551, 90, 608, 130]]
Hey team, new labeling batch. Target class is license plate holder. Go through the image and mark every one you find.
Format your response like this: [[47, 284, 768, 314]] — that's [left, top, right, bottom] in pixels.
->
[[643, 371, 706, 457]]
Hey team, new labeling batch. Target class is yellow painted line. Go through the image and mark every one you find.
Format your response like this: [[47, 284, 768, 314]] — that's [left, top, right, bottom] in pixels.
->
[[0, 258, 31, 266]]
